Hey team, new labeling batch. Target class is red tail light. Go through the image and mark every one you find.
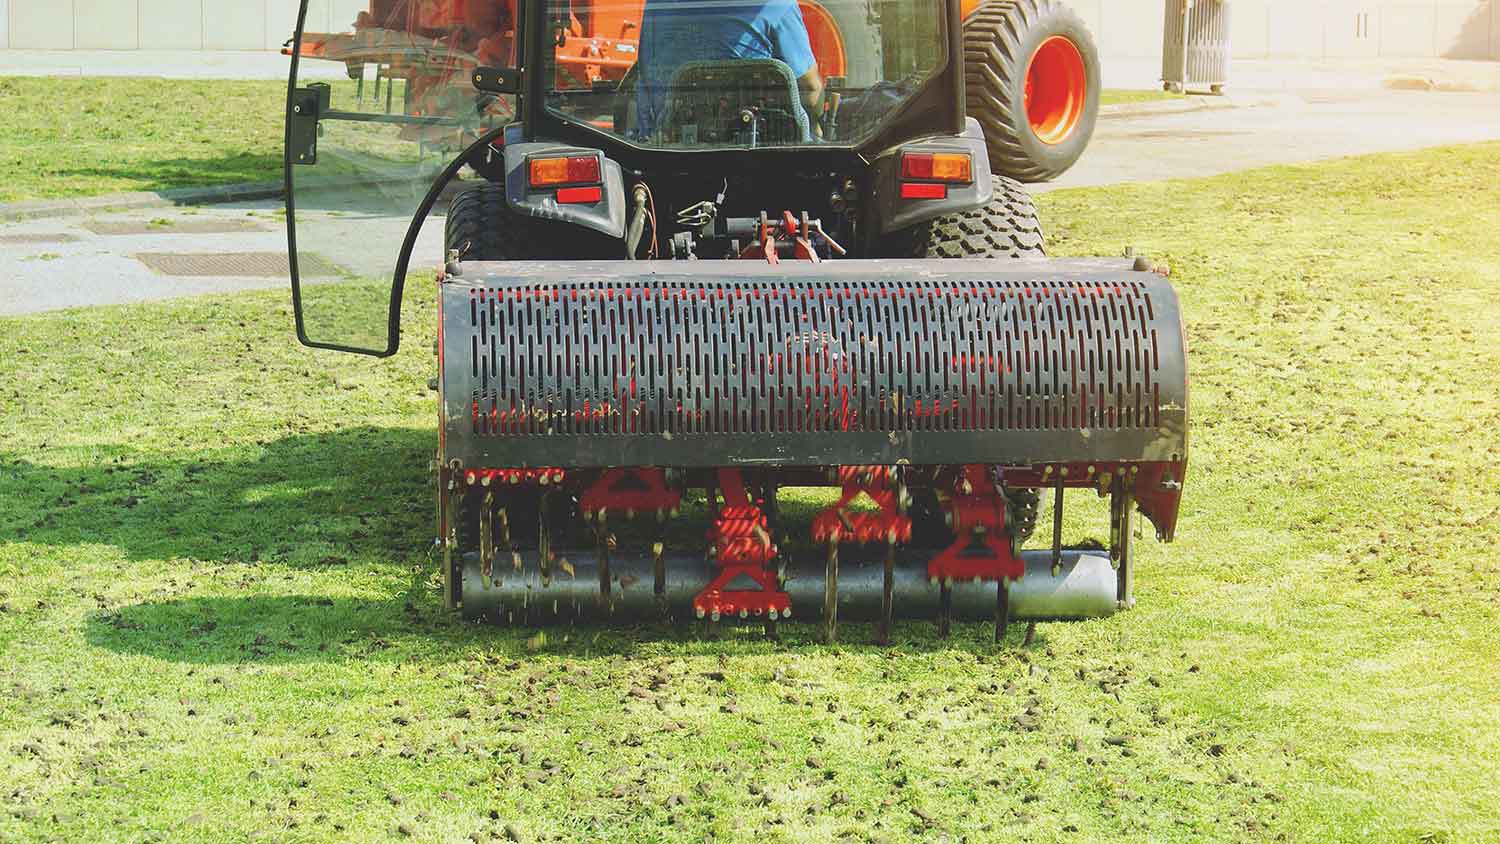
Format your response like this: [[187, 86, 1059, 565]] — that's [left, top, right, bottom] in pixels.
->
[[557, 185, 603, 204], [900, 182, 948, 200]]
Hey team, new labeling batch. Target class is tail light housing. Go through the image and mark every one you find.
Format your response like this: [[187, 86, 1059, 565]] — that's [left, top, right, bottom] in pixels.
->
[[529, 154, 603, 203], [899, 151, 973, 200]]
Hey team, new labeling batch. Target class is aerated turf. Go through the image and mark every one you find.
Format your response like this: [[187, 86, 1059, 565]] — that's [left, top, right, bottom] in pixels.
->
[[1, 143, 1498, 844]]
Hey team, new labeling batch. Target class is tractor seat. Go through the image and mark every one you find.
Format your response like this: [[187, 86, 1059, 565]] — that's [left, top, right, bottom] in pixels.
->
[[658, 59, 812, 146]]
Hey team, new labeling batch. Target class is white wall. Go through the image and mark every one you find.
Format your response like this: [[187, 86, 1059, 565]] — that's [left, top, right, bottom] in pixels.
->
[[141, 0, 202, 48], [75, 0, 137, 49], [11, 0, 73, 49], [3, 0, 1498, 58], [1222, 0, 1498, 58]]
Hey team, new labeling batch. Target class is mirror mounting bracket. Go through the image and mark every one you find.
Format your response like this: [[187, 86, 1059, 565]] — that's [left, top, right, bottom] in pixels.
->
[[289, 83, 331, 165]]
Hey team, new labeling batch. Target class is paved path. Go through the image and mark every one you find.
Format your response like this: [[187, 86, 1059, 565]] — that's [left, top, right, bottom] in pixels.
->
[[3, 87, 1500, 317], [0, 198, 444, 316], [1037, 88, 1500, 193]]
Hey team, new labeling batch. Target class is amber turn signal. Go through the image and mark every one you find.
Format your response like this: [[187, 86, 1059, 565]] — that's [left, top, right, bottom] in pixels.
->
[[901, 152, 973, 184], [529, 154, 602, 187]]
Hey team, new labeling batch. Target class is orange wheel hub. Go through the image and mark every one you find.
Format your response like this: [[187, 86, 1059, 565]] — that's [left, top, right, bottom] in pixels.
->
[[1023, 35, 1087, 145]]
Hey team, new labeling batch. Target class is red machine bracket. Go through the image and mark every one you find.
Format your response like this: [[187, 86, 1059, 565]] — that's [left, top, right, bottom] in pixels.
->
[[787, 211, 821, 264], [737, 211, 837, 265], [811, 466, 912, 545], [578, 468, 681, 515], [928, 465, 1024, 583], [696, 469, 791, 620]]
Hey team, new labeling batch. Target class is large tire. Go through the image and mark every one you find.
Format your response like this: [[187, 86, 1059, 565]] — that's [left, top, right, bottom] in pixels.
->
[[964, 0, 1100, 183], [881, 175, 1045, 259], [444, 182, 619, 261]]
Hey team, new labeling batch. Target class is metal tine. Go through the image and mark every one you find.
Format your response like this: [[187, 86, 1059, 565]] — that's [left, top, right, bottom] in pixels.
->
[[1111, 478, 1135, 605], [879, 538, 895, 646], [1051, 475, 1065, 577], [537, 490, 552, 583], [824, 534, 839, 644], [501, 503, 521, 573], [595, 506, 611, 603], [938, 579, 952, 638], [763, 479, 780, 641], [652, 536, 667, 616], [480, 491, 495, 586], [443, 474, 462, 609], [995, 578, 1010, 643]]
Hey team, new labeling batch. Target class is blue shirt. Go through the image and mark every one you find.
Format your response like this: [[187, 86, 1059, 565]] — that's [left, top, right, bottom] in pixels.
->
[[636, 0, 817, 137]]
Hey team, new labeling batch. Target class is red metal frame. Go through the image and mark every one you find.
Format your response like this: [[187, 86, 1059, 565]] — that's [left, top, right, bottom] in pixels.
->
[[696, 469, 791, 620], [811, 466, 911, 545], [579, 468, 681, 514], [928, 465, 1024, 583]]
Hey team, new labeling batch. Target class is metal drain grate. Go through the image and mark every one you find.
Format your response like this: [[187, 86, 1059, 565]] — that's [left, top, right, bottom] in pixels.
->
[[86, 219, 270, 236], [135, 252, 338, 278]]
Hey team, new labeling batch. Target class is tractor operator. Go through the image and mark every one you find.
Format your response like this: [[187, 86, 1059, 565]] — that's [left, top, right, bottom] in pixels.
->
[[636, 0, 826, 140]]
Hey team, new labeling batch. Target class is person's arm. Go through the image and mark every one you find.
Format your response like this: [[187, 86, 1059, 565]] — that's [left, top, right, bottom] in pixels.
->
[[769, 0, 824, 137], [798, 66, 826, 136]]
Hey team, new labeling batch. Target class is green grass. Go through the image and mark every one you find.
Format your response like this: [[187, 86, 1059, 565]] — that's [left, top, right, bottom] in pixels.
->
[[3, 143, 1500, 844], [0, 75, 1173, 204], [1098, 89, 1184, 107], [0, 77, 285, 203]]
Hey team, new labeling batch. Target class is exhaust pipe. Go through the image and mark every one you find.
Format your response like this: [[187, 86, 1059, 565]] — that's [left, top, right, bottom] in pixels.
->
[[462, 549, 1124, 625]]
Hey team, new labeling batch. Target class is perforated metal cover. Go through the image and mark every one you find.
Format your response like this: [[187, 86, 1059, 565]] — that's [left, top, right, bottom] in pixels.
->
[[440, 260, 1187, 469]]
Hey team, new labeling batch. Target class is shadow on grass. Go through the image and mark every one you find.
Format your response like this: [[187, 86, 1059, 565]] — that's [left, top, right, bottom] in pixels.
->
[[4, 425, 1048, 661], [84, 593, 433, 665], [47, 152, 284, 198], [82, 590, 1031, 665], [0, 426, 433, 566]]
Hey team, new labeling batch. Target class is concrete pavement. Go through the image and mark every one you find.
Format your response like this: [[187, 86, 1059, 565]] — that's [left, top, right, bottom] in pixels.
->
[[1037, 87, 1500, 193], [3, 85, 1500, 316], [0, 198, 446, 315]]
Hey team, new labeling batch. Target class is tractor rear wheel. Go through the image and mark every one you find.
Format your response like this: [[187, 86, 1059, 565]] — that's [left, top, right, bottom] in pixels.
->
[[964, 0, 1100, 182], [444, 182, 619, 261], [881, 175, 1045, 259]]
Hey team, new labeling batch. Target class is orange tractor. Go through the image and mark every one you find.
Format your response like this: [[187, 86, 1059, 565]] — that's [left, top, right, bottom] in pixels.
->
[[295, 0, 1099, 180]]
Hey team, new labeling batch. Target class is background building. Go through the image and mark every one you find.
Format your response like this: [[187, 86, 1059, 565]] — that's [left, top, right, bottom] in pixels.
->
[[0, 0, 1496, 59]]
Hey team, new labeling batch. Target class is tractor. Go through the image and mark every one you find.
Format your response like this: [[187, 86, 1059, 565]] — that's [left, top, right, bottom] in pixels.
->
[[291, 0, 1100, 182], [283, 0, 1187, 642]]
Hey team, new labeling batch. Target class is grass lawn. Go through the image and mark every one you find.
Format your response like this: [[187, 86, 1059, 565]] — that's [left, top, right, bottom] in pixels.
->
[[0, 75, 1172, 204], [0, 77, 286, 204], [1098, 89, 1183, 107], [3, 143, 1499, 844]]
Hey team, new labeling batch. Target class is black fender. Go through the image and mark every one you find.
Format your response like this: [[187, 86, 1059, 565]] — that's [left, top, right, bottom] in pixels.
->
[[872, 117, 995, 235], [501, 142, 628, 240]]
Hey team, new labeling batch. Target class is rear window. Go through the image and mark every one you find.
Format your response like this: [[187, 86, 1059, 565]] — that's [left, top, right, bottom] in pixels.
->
[[545, 0, 948, 149]]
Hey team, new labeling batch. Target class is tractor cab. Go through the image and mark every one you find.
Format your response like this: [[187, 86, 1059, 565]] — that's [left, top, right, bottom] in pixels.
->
[[284, 0, 972, 355]]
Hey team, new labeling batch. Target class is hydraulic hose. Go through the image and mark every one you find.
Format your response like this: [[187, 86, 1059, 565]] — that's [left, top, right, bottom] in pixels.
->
[[624, 183, 649, 260]]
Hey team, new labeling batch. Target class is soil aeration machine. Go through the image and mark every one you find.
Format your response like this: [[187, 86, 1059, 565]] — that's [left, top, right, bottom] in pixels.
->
[[283, 0, 1188, 641]]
